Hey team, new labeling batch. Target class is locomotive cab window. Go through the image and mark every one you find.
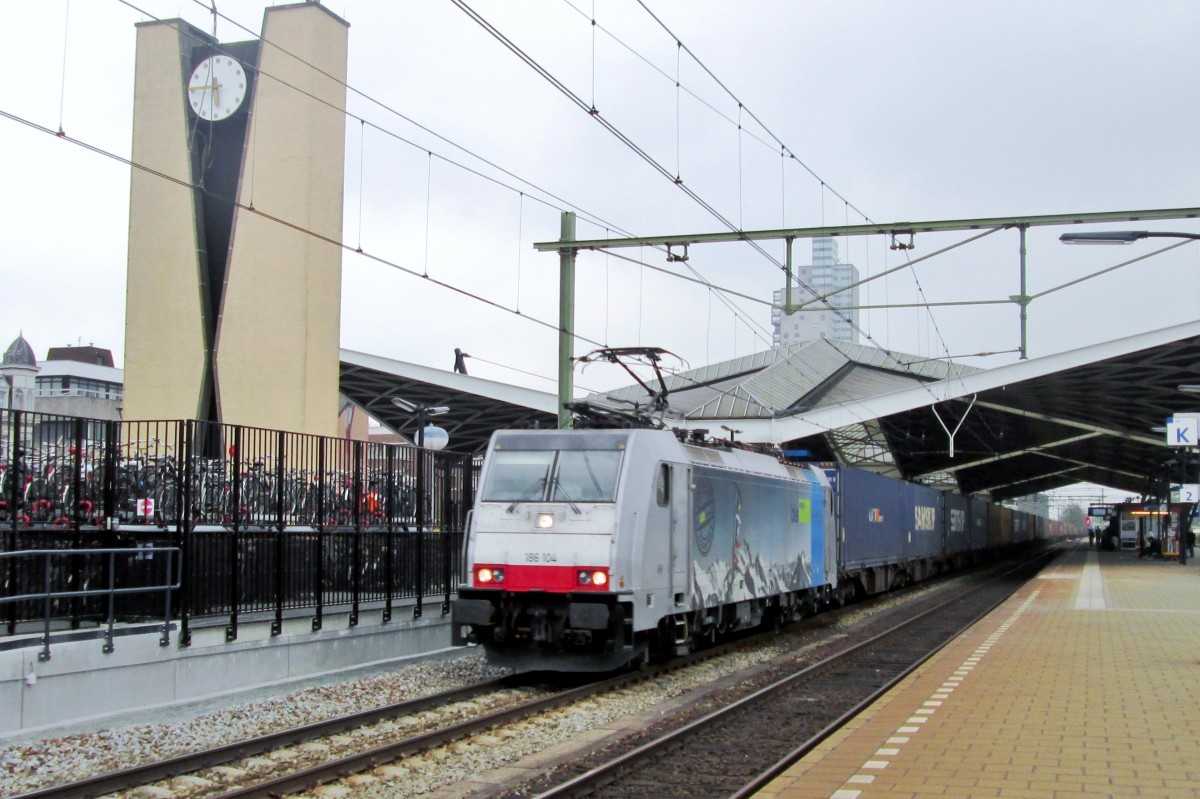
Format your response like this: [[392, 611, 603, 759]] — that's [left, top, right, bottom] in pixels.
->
[[656, 463, 670, 507], [553, 450, 622, 502], [481, 450, 555, 501], [482, 448, 623, 503]]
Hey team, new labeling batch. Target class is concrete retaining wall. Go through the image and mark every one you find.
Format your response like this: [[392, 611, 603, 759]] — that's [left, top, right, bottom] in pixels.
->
[[0, 604, 454, 737]]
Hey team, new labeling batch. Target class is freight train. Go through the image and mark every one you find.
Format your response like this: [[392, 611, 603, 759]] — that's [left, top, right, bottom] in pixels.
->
[[452, 427, 1058, 672]]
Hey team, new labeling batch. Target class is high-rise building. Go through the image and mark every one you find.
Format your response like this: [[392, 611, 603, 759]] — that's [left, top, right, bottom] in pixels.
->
[[772, 237, 859, 347]]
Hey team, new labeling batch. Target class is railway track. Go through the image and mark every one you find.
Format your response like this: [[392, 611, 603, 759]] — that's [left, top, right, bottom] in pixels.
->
[[504, 551, 1055, 799], [12, 554, 1051, 799], [11, 676, 515, 799], [13, 636, 753, 799]]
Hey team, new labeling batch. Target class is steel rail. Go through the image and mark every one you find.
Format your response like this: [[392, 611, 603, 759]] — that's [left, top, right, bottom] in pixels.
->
[[196, 644, 749, 799], [527, 550, 1057, 799], [10, 676, 511, 799]]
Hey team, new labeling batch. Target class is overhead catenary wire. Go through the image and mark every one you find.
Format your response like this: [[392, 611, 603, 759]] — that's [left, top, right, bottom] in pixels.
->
[[454, 0, 965, 362], [0, 108, 609, 354], [156, 0, 894, 359], [87, 2, 1013, 411], [633, 0, 875, 228], [447, 0, 870, 349], [155, 0, 774, 346]]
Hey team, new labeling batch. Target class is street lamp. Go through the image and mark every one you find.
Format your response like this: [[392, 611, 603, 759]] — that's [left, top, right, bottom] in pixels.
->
[[390, 396, 451, 620], [389, 397, 450, 450], [1060, 230, 1200, 244]]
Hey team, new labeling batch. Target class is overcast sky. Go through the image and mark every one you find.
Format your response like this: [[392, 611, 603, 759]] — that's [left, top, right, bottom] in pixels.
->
[[4, 0, 1199, 412]]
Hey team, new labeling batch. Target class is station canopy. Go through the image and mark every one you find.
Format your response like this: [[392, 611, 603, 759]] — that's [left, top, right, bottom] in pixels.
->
[[339, 322, 1200, 501]]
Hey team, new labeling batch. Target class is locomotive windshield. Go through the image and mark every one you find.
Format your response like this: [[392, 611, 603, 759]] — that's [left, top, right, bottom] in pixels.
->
[[482, 448, 623, 503]]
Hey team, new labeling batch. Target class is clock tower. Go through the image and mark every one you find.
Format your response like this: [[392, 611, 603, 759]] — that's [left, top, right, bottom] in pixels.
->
[[123, 3, 348, 438]]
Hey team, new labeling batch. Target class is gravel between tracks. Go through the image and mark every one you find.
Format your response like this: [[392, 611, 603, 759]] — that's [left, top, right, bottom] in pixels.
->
[[0, 589, 925, 799], [0, 652, 509, 797]]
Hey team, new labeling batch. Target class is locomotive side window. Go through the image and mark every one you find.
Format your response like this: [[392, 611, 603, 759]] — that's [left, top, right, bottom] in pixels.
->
[[552, 450, 622, 502], [656, 463, 670, 507], [481, 451, 555, 501]]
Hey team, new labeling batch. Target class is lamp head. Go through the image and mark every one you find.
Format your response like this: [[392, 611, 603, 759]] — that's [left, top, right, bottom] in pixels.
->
[[1059, 231, 1148, 245]]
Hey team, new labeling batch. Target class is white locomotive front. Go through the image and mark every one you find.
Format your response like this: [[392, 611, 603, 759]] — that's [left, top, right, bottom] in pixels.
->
[[453, 428, 835, 671]]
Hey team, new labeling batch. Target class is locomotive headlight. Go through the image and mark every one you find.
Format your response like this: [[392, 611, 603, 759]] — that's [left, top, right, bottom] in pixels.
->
[[477, 567, 505, 584], [578, 569, 608, 587], [535, 513, 555, 529]]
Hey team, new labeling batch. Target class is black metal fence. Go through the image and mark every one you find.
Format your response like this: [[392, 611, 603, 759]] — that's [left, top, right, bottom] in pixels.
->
[[1, 410, 476, 644]]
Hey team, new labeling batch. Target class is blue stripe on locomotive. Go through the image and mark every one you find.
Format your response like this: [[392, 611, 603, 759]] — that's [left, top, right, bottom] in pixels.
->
[[808, 470, 825, 587]]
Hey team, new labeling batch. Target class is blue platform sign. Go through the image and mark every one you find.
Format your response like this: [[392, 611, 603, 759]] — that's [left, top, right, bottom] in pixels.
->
[[1167, 415, 1199, 447]]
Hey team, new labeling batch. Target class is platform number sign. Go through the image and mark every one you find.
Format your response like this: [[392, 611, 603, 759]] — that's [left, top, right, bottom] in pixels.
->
[[1167, 415, 1199, 446]]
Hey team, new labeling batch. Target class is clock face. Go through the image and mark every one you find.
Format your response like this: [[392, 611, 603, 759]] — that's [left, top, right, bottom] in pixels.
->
[[187, 55, 246, 121]]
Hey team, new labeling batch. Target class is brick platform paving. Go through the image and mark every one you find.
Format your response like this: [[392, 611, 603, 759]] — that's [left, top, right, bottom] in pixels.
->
[[755, 543, 1200, 799]]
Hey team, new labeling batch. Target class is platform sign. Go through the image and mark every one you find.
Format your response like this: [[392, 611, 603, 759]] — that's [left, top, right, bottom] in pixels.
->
[[1180, 484, 1200, 503], [1166, 415, 1199, 447]]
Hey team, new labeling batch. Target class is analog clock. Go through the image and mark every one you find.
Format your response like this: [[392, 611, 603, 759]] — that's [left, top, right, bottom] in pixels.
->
[[187, 55, 247, 121]]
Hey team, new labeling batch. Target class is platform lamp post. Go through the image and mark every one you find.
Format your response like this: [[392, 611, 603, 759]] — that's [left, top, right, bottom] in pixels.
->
[[390, 397, 450, 618]]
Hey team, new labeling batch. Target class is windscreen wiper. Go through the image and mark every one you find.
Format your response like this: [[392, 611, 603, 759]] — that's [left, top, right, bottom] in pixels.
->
[[550, 478, 582, 514], [506, 477, 547, 513]]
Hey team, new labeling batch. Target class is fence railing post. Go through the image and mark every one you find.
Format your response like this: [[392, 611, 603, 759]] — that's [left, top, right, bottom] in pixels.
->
[[179, 420, 194, 646], [272, 430, 285, 637], [414, 444, 425, 621], [350, 439, 362, 628], [6, 410, 21, 636], [70, 416, 85, 630], [103, 419, 118, 527], [313, 436, 325, 632], [442, 455, 453, 615], [383, 444, 394, 624], [225, 425, 241, 643]]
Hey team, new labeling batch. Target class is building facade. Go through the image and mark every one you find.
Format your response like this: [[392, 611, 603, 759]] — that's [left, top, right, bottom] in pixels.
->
[[772, 237, 860, 347]]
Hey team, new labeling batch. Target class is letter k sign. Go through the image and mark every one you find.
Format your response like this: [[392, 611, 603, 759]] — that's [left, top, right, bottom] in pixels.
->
[[1168, 416, 1199, 446]]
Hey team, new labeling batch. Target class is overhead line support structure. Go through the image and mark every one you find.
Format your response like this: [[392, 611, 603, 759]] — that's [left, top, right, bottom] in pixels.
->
[[558, 211, 577, 429], [532, 208, 1200, 253], [537, 208, 1200, 401]]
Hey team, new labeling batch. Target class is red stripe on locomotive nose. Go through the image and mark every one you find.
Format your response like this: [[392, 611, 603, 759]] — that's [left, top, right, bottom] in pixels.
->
[[474, 563, 608, 591]]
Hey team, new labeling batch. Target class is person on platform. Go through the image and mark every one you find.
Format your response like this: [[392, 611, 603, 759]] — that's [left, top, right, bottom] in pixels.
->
[[1140, 535, 1162, 559], [1088, 527, 1095, 547]]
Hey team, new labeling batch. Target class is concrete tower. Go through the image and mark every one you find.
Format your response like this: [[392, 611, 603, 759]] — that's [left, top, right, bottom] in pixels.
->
[[122, 3, 348, 436]]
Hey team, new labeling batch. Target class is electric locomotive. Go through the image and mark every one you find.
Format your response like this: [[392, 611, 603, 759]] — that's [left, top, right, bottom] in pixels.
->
[[452, 427, 836, 672]]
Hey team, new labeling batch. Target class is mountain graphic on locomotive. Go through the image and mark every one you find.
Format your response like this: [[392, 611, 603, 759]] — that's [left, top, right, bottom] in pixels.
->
[[451, 348, 1055, 672]]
